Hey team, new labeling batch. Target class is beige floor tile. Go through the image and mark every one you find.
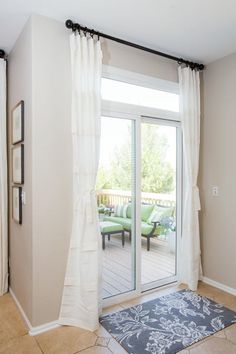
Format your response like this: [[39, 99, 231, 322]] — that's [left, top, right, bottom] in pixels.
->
[[213, 290, 236, 302], [189, 337, 236, 353], [0, 335, 42, 354], [213, 293, 236, 311], [0, 284, 235, 354], [36, 326, 97, 354], [77, 346, 112, 354], [196, 282, 222, 300], [107, 338, 128, 354], [184, 336, 212, 350], [0, 293, 28, 344], [96, 337, 110, 347], [225, 324, 236, 345], [196, 283, 236, 312], [94, 326, 112, 339], [213, 329, 227, 339]]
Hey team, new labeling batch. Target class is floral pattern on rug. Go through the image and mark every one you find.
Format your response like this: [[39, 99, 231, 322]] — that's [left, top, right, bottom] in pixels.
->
[[100, 289, 236, 354]]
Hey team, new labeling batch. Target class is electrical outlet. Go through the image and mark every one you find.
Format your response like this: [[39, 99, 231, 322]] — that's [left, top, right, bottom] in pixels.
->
[[212, 186, 219, 197]]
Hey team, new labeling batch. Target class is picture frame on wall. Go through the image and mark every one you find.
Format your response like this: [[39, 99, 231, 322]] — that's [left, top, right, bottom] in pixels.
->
[[12, 186, 22, 224], [12, 100, 24, 145], [12, 144, 24, 184]]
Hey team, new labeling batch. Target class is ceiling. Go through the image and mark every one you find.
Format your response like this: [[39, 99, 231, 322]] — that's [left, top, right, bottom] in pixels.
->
[[1, 0, 236, 64]]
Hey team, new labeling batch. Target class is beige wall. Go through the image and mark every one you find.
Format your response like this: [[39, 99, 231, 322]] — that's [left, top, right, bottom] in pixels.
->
[[9, 15, 73, 326], [8, 18, 33, 322], [9, 14, 179, 327], [31, 15, 73, 326], [102, 39, 178, 82], [200, 52, 236, 289]]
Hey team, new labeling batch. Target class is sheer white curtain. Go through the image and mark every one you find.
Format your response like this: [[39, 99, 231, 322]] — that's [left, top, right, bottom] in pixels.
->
[[178, 66, 201, 291], [0, 58, 8, 296], [59, 34, 102, 331]]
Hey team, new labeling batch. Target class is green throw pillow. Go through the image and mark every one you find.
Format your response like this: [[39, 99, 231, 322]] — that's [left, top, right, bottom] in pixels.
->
[[141, 204, 154, 222], [127, 204, 132, 219], [114, 204, 128, 218]]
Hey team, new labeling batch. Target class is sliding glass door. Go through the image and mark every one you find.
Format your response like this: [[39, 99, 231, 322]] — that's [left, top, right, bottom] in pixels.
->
[[141, 118, 180, 291], [96, 115, 181, 301], [97, 116, 136, 299]]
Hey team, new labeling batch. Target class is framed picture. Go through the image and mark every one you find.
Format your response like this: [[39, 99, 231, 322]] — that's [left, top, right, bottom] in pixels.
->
[[12, 144, 24, 184], [12, 186, 22, 224], [12, 101, 24, 144]]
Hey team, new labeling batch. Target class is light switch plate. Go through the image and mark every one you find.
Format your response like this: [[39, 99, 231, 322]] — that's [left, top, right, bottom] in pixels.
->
[[212, 186, 219, 197], [21, 191, 26, 205]]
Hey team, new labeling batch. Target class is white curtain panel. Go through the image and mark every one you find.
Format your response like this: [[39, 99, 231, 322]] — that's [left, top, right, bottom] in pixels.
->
[[0, 58, 8, 296], [178, 66, 201, 291], [59, 34, 102, 331]]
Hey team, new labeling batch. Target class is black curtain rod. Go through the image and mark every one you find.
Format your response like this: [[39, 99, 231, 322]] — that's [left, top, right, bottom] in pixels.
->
[[65, 19, 204, 71]]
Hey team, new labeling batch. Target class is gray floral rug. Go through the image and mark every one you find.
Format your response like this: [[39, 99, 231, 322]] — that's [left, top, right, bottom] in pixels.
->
[[100, 289, 236, 354]]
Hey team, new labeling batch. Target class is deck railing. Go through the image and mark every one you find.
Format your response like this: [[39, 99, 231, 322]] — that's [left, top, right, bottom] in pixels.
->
[[97, 189, 176, 208]]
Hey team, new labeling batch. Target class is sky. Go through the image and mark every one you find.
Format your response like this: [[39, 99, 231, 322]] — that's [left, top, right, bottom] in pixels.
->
[[99, 116, 176, 169]]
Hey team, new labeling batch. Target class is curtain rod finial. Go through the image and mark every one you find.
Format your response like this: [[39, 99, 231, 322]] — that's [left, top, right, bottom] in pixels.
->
[[0, 49, 5, 58], [198, 64, 204, 71], [65, 20, 73, 29]]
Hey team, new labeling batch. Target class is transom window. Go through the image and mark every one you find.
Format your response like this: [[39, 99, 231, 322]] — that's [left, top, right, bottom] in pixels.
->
[[101, 78, 179, 112]]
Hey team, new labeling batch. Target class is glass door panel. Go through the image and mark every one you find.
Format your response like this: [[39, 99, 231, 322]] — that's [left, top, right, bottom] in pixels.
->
[[96, 116, 136, 299], [141, 120, 178, 290]]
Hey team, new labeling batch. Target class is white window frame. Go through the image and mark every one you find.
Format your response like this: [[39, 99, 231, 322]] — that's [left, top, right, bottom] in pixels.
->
[[102, 65, 180, 122], [101, 66, 182, 308]]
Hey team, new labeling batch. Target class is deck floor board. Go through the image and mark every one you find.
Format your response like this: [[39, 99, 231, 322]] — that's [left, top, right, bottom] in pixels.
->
[[102, 234, 175, 298]]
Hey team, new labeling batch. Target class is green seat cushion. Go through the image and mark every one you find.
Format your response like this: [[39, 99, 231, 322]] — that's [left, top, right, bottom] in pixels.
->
[[103, 216, 161, 236], [103, 216, 132, 230], [141, 204, 154, 222], [141, 222, 154, 236], [100, 221, 123, 233]]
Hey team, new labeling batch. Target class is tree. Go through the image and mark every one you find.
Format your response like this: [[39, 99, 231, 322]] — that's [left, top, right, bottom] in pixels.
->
[[141, 124, 174, 193], [96, 123, 175, 193]]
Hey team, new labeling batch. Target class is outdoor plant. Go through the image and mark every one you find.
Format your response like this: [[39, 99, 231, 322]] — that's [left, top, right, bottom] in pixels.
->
[[159, 216, 175, 235], [98, 204, 112, 215]]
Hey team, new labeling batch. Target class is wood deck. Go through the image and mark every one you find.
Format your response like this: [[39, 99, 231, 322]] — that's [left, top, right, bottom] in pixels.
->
[[102, 233, 175, 298]]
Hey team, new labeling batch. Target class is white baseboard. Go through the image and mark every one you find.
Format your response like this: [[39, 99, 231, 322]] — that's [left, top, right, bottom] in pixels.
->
[[201, 276, 236, 296], [9, 287, 61, 336], [29, 321, 60, 336], [9, 287, 32, 330]]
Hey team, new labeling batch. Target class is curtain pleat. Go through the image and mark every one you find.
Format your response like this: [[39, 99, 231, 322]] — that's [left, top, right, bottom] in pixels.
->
[[59, 34, 102, 331]]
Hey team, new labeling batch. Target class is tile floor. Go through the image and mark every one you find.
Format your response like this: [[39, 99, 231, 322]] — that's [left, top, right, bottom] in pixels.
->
[[0, 282, 236, 353]]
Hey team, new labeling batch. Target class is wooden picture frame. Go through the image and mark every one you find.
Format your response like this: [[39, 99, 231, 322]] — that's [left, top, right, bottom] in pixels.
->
[[12, 101, 24, 145], [12, 186, 22, 224], [12, 144, 24, 184]]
